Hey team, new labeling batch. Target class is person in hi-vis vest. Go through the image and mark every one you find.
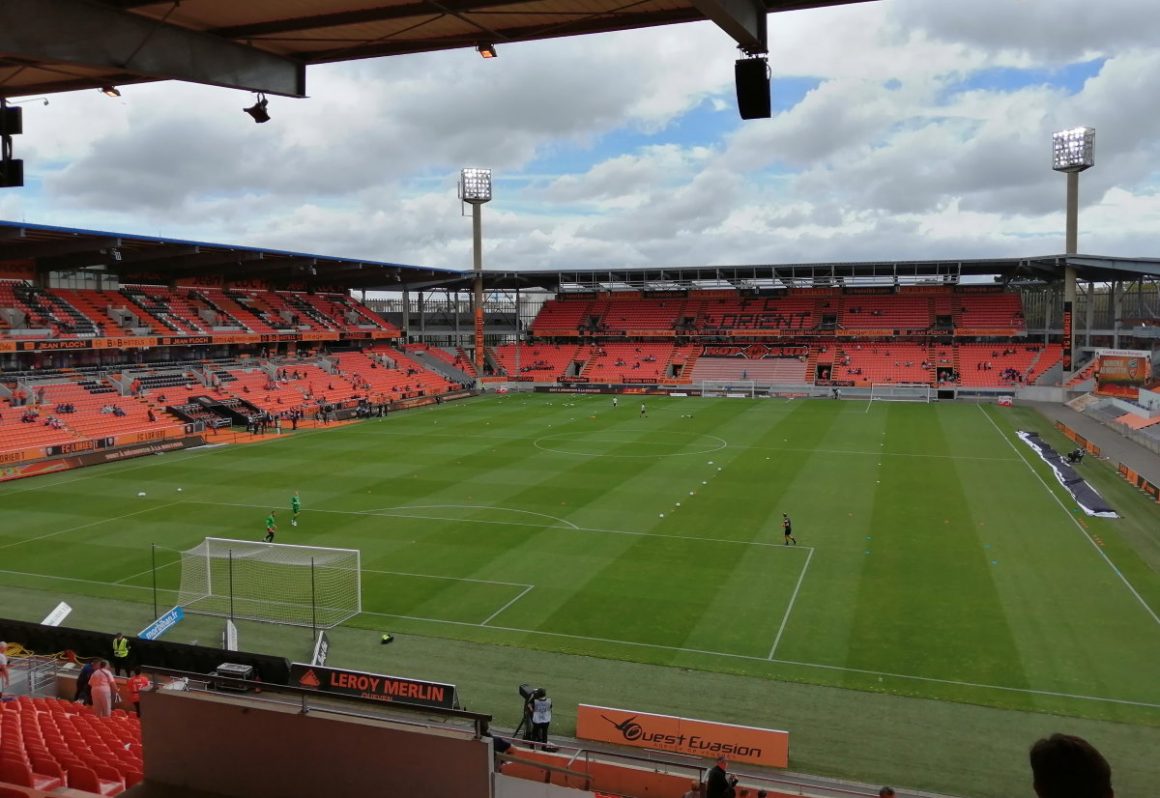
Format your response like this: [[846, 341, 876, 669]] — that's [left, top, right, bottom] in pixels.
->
[[111, 632, 132, 676]]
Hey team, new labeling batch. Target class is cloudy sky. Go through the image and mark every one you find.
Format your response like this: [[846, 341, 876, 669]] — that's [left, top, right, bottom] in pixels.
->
[[3, 0, 1160, 272]]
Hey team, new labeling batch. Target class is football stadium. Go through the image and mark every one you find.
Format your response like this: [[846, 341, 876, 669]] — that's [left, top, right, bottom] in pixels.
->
[[2, 4, 1160, 798]]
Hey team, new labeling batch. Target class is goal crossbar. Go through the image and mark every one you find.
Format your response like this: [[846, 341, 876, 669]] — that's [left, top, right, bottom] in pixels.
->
[[700, 380, 756, 398], [176, 537, 362, 629], [869, 383, 933, 403]]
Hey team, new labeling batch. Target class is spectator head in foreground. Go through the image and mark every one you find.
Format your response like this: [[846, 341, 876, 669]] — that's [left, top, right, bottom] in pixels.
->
[[878, 788, 895, 798], [1030, 734, 1113, 798]]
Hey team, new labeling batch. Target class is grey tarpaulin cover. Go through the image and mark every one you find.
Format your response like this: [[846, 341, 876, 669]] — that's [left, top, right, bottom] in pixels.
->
[[1017, 431, 1118, 518]]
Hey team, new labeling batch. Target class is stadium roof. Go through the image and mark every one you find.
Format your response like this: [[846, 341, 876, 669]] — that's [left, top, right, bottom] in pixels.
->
[[445, 255, 1160, 293], [0, 220, 458, 290], [1, 0, 873, 99], [4, 221, 1160, 293]]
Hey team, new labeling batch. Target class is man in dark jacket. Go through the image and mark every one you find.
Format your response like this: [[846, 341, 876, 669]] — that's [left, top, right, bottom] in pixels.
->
[[706, 756, 737, 798], [74, 659, 95, 704]]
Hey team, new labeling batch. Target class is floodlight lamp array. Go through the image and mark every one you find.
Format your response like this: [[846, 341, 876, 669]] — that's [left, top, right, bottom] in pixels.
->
[[459, 167, 493, 203], [1052, 126, 1095, 172]]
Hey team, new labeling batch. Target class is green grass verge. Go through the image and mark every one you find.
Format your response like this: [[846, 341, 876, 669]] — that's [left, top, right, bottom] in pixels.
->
[[1, 394, 1158, 797]]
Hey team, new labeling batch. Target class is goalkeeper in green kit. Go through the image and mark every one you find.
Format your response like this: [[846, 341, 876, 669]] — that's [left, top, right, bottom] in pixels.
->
[[291, 491, 301, 527]]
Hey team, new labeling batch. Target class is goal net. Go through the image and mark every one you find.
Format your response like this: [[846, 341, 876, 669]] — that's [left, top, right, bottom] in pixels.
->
[[869, 383, 933, 403], [701, 380, 756, 398], [176, 537, 362, 628]]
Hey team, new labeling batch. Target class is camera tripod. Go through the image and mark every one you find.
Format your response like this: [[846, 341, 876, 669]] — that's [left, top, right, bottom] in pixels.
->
[[514, 703, 533, 741]]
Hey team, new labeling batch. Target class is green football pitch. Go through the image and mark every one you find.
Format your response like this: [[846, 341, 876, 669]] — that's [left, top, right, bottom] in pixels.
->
[[3, 393, 1160, 735]]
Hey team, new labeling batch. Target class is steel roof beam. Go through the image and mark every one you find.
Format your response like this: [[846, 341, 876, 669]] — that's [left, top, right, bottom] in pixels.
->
[[0, 0, 307, 97], [5, 236, 120, 260], [691, 0, 767, 53], [125, 250, 265, 276], [118, 245, 200, 263], [210, 0, 520, 39]]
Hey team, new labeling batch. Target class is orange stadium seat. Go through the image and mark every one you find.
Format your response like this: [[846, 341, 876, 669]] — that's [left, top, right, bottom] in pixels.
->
[[491, 343, 585, 381], [580, 342, 674, 383]]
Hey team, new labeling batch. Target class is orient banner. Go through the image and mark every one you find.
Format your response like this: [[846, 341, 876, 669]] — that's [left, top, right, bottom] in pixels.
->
[[576, 704, 789, 768], [289, 663, 457, 709]]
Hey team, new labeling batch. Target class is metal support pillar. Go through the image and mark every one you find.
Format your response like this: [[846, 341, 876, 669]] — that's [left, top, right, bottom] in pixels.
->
[[1112, 281, 1122, 349], [1085, 281, 1095, 348], [1062, 171, 1079, 372], [401, 289, 411, 342], [472, 203, 485, 373]]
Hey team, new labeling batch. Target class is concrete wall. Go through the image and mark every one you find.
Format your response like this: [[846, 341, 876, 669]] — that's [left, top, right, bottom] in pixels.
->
[[1016, 386, 1068, 403], [1138, 387, 1160, 411], [141, 690, 491, 798]]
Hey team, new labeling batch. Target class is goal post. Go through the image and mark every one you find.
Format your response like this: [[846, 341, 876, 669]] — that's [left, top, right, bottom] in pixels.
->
[[176, 537, 362, 629], [700, 380, 756, 398], [869, 383, 933, 403]]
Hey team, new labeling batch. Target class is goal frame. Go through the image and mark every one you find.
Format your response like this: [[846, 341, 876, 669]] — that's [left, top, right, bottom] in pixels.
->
[[868, 383, 933, 403], [700, 380, 757, 398], [176, 537, 362, 629]]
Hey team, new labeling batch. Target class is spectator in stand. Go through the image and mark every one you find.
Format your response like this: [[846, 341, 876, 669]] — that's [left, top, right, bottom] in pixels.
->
[[706, 756, 738, 798], [88, 659, 119, 718], [126, 667, 151, 716], [1029, 734, 1113, 798], [0, 641, 9, 701]]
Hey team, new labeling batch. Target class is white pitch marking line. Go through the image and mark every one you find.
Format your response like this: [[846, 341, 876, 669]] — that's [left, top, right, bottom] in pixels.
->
[[0, 449, 214, 497], [364, 504, 580, 530], [362, 567, 531, 588], [768, 546, 814, 659], [354, 607, 1160, 710], [345, 427, 1017, 462], [114, 557, 183, 585], [977, 404, 1160, 628], [533, 432, 729, 459], [0, 501, 184, 552], [183, 499, 808, 550], [0, 567, 170, 594], [1, 562, 1155, 711], [0, 423, 350, 500], [480, 584, 535, 626]]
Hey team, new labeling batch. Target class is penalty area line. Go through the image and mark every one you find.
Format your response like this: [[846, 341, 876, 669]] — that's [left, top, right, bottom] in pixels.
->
[[480, 584, 535, 626], [768, 547, 814, 659], [363, 567, 530, 588], [114, 556, 183, 585]]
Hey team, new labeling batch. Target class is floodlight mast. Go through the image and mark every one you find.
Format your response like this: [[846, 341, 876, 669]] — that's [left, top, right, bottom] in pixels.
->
[[459, 168, 492, 376], [1051, 127, 1095, 375]]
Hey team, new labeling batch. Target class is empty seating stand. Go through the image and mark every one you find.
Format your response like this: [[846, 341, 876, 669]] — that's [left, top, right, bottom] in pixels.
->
[[0, 696, 143, 797], [580, 343, 673, 383], [491, 344, 583, 381]]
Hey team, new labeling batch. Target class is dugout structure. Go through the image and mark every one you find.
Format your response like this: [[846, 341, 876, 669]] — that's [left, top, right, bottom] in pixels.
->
[[175, 538, 362, 629]]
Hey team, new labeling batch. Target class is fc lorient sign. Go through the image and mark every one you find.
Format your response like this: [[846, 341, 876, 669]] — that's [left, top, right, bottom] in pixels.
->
[[290, 663, 458, 709]]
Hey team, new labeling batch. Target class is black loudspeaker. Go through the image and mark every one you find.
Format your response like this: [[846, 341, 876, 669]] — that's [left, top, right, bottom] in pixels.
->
[[0, 158, 22, 188], [735, 58, 771, 120]]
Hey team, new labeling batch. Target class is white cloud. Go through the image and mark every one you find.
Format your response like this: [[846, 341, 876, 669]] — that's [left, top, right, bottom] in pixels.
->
[[4, 0, 1160, 272]]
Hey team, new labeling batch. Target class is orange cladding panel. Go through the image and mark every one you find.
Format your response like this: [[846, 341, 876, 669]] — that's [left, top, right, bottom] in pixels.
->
[[576, 704, 789, 768]]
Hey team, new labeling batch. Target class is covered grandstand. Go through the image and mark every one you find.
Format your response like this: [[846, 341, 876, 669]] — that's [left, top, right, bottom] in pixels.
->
[[5, 221, 1160, 475], [4, 223, 1160, 798]]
